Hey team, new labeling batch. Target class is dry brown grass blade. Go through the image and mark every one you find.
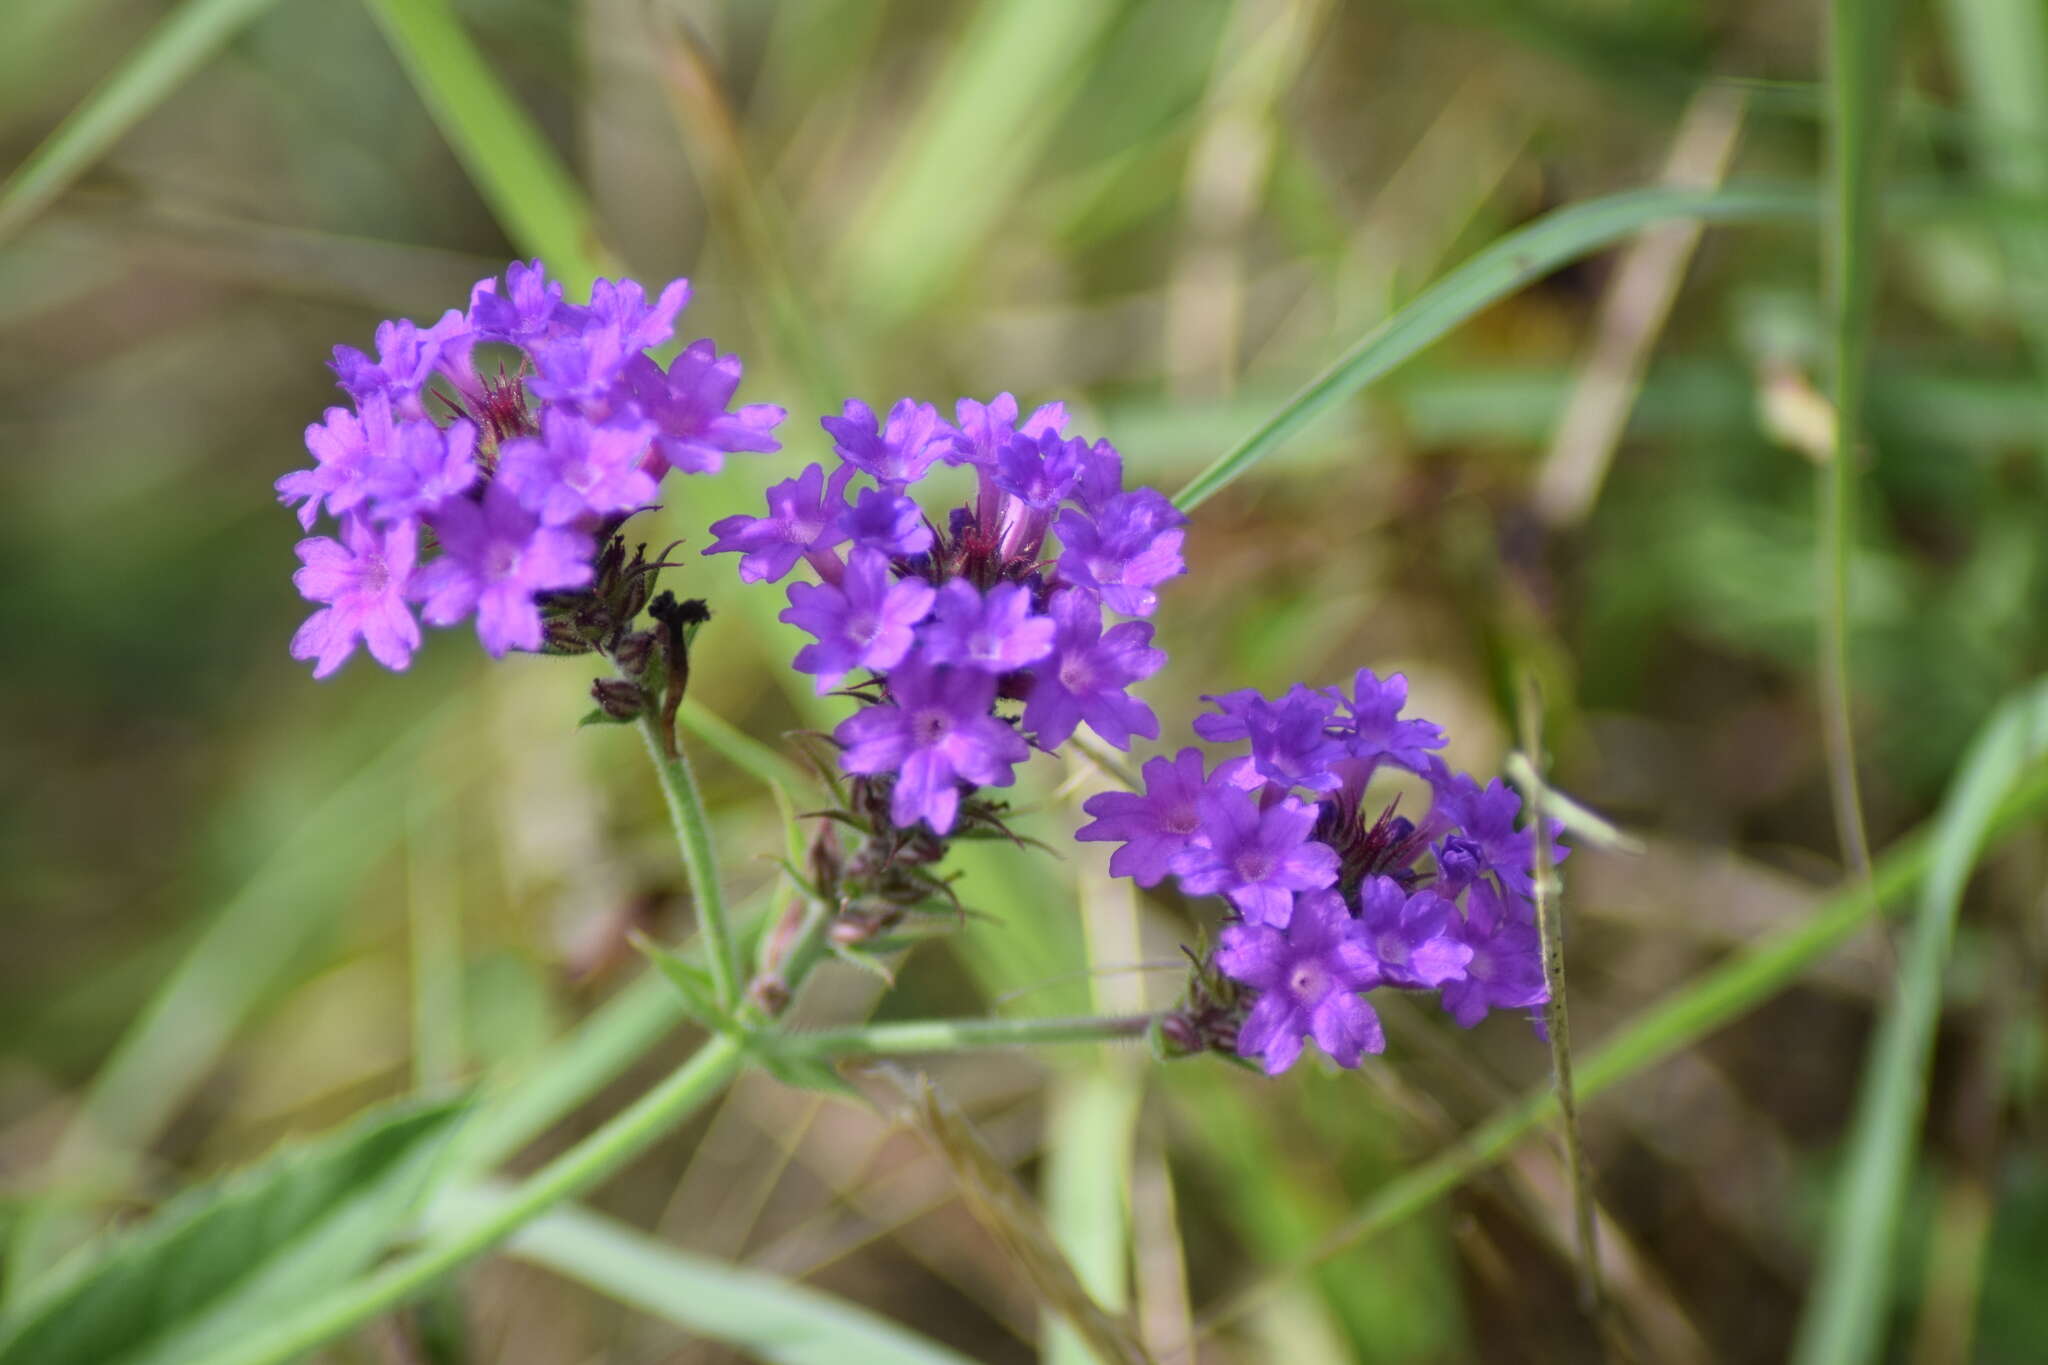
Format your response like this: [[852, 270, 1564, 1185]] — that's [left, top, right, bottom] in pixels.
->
[[1534, 82, 1748, 526], [887, 1072, 1155, 1365]]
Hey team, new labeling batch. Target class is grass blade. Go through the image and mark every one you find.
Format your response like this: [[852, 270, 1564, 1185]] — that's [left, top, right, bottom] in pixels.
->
[[1198, 757, 2048, 1334], [359, 0, 616, 290], [1813, 0, 1901, 889], [1169, 182, 1819, 512], [830, 0, 1122, 325], [444, 1191, 979, 1365], [0, 1097, 467, 1365], [1791, 678, 2048, 1365], [0, 0, 282, 247]]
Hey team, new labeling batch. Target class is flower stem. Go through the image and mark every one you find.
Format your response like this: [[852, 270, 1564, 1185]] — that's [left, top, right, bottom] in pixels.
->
[[208, 1031, 746, 1365], [634, 711, 739, 1011], [775, 1012, 1158, 1059]]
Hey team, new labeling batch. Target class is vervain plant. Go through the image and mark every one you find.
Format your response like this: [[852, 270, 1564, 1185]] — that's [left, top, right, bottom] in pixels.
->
[[181, 263, 1563, 1361]]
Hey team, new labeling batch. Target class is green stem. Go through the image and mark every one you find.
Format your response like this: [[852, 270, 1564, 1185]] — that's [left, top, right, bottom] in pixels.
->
[[635, 713, 739, 1011], [204, 1032, 746, 1365], [777, 1013, 1157, 1059]]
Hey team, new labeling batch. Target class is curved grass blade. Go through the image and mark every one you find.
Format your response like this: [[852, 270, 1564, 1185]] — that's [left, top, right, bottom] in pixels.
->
[[359, 0, 616, 291], [0, 1097, 466, 1365], [1169, 183, 1819, 512], [1198, 758, 2048, 1334], [0, 0, 283, 247], [1791, 678, 2048, 1365], [443, 1190, 978, 1365]]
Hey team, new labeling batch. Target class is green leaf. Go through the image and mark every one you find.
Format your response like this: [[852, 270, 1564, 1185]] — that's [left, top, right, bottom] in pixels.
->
[[1169, 183, 1820, 513], [358, 0, 615, 292], [747, 1047, 862, 1103], [0, 1096, 467, 1365], [0, 0, 284, 247], [441, 1190, 977, 1365], [1792, 678, 2048, 1365], [631, 934, 730, 1033]]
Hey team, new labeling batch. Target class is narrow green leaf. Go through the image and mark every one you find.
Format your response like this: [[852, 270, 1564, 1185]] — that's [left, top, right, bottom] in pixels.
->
[[443, 1190, 977, 1365], [1170, 183, 1820, 512], [1042, 1065, 1141, 1365], [359, 0, 615, 291], [0, 1097, 467, 1365], [631, 934, 731, 1033], [1792, 679, 2048, 1365], [0, 0, 283, 247], [830, 0, 1121, 323]]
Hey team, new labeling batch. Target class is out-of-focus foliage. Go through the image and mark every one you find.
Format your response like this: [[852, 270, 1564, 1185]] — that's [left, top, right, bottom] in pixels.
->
[[5, 1, 2048, 1361]]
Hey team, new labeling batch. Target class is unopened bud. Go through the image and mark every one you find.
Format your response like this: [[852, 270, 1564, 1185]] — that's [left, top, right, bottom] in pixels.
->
[[591, 678, 647, 721]]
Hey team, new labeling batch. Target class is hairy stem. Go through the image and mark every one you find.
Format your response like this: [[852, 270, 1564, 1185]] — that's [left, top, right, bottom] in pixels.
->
[[777, 1012, 1158, 1059], [634, 710, 739, 1011]]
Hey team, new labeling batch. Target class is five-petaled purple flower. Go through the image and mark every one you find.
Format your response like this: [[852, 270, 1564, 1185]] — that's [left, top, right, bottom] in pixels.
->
[[1173, 789, 1339, 928], [1021, 591, 1164, 749], [290, 516, 420, 678], [1074, 747, 1216, 887], [836, 658, 1029, 834], [782, 548, 935, 692], [1217, 889, 1385, 1075], [413, 483, 593, 657]]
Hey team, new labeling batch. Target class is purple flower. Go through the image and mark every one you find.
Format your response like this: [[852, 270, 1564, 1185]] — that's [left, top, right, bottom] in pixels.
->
[[525, 326, 635, 405], [1074, 747, 1216, 887], [1194, 684, 1349, 793], [948, 393, 1067, 468], [1052, 489, 1186, 617], [289, 516, 420, 678], [1432, 774, 1563, 899], [357, 412, 479, 524], [703, 463, 851, 583], [836, 657, 1029, 833], [467, 259, 570, 344], [578, 276, 691, 355], [1439, 879, 1548, 1028], [781, 548, 935, 691], [330, 310, 469, 414], [921, 580, 1056, 674], [993, 428, 1087, 509], [1172, 790, 1338, 928], [1354, 877, 1471, 989], [497, 411, 658, 525], [279, 404, 377, 530], [625, 343, 785, 476], [1336, 669, 1446, 772], [840, 485, 934, 558], [413, 482, 594, 656], [1217, 889, 1384, 1075], [1073, 438, 1123, 513], [1021, 590, 1163, 749], [822, 398, 950, 487]]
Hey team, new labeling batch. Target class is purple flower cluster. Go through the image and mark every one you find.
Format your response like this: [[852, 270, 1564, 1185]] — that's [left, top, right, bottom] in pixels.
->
[[279, 262, 784, 676], [1077, 670, 1564, 1074], [706, 394, 1185, 835]]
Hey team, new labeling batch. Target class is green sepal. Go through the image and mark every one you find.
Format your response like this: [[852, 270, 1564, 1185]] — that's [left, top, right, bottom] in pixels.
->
[[575, 708, 632, 729]]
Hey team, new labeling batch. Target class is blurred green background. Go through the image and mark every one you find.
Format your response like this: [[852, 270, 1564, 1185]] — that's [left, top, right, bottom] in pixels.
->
[[5, 0, 2048, 1361]]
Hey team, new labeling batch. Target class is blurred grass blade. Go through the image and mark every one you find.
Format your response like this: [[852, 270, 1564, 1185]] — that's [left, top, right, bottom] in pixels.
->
[[360, 0, 616, 291], [0, 1098, 466, 1365], [1200, 759, 2048, 1334], [1170, 183, 1819, 512], [5, 705, 461, 1301], [1813, 0, 1901, 886], [830, 0, 1121, 324], [443, 1190, 976, 1365], [1042, 1066, 1142, 1365], [895, 1075, 1152, 1365], [0, 0, 282, 247], [1791, 678, 2048, 1365]]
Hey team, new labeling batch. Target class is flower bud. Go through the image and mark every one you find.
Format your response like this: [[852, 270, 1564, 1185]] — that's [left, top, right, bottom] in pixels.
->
[[591, 677, 647, 721]]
